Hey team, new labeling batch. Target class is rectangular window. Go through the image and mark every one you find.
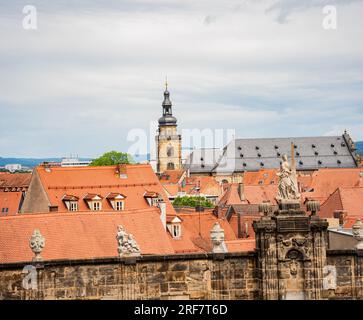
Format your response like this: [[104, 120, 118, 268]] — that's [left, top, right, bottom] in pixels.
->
[[172, 224, 181, 238], [70, 202, 78, 211], [93, 201, 101, 211], [1, 208, 9, 214], [115, 201, 124, 211]]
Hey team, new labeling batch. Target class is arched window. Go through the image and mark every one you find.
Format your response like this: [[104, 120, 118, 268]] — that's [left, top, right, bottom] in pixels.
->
[[167, 145, 174, 157], [167, 162, 175, 170]]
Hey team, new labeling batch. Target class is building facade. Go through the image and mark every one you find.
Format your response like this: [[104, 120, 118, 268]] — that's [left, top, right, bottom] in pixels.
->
[[156, 85, 182, 173]]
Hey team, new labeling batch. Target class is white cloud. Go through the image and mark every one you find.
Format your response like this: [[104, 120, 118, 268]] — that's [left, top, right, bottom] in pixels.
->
[[0, 0, 362, 157]]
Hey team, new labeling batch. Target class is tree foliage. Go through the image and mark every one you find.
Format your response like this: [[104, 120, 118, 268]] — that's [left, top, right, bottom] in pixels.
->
[[90, 151, 133, 166], [172, 196, 214, 208]]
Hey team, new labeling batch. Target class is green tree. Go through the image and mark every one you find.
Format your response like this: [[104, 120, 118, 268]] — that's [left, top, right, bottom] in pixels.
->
[[90, 151, 134, 166], [172, 196, 214, 208]]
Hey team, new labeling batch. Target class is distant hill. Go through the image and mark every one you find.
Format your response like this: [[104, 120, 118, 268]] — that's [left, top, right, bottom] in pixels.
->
[[0, 154, 149, 168], [0, 158, 91, 168], [357, 141, 363, 155]]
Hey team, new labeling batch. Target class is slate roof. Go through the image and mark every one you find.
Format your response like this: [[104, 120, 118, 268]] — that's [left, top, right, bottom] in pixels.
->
[[184, 148, 223, 173], [187, 134, 359, 173]]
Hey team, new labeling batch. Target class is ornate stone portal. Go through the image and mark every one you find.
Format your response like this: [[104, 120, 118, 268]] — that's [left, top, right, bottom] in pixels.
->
[[253, 150, 328, 300]]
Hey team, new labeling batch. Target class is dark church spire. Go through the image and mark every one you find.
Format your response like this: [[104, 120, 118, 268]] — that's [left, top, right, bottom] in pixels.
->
[[158, 80, 177, 126]]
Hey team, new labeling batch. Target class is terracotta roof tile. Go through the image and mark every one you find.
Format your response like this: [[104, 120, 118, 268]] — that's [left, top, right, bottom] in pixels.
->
[[0, 192, 22, 216], [0, 208, 175, 264], [225, 239, 255, 252], [0, 173, 31, 191], [30, 164, 176, 215]]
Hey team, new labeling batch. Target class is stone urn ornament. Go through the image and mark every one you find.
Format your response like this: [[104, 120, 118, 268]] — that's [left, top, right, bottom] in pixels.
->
[[29, 229, 45, 262], [210, 222, 227, 253]]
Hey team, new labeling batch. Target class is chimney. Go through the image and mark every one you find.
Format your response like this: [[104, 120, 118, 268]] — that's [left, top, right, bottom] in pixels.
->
[[158, 201, 166, 230], [117, 164, 128, 179], [238, 183, 245, 202], [333, 210, 347, 228]]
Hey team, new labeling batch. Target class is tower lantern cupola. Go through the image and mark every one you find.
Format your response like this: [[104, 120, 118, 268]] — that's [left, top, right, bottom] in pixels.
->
[[158, 82, 177, 126]]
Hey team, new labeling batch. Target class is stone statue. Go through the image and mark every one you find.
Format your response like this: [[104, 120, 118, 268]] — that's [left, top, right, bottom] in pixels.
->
[[116, 225, 141, 257], [276, 154, 300, 201], [29, 229, 45, 262]]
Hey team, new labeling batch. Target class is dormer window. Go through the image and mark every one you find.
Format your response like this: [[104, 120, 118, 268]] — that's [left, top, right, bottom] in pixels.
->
[[84, 194, 103, 211], [93, 201, 101, 211], [144, 191, 162, 207], [106, 193, 126, 211], [172, 224, 181, 238], [166, 216, 182, 239], [62, 195, 79, 212], [70, 202, 78, 211]]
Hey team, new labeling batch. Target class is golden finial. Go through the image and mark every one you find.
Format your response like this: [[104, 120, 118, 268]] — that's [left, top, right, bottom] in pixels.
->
[[165, 76, 168, 90]]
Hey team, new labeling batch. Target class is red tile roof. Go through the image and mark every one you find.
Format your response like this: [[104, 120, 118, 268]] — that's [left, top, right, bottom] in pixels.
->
[[243, 169, 278, 185], [32, 164, 176, 215], [219, 183, 278, 206], [159, 170, 185, 184], [320, 187, 363, 220], [0, 173, 31, 191], [0, 192, 22, 216], [302, 168, 363, 203], [161, 175, 222, 199], [172, 210, 238, 252], [225, 239, 255, 252], [0, 208, 175, 264]]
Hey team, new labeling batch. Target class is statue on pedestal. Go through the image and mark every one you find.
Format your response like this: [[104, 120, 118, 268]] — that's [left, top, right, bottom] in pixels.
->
[[276, 154, 300, 201]]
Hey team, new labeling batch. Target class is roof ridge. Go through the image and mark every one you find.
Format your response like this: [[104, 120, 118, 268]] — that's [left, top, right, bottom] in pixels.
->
[[2, 207, 159, 220]]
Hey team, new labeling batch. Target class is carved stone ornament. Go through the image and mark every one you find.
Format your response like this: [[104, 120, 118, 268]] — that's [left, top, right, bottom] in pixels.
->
[[306, 200, 320, 215], [116, 225, 141, 257], [289, 259, 298, 276], [29, 229, 45, 262], [277, 233, 311, 261], [352, 219, 363, 249], [210, 222, 227, 253], [276, 154, 301, 201]]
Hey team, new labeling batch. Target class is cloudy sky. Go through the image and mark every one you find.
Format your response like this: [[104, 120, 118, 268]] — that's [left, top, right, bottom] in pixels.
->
[[0, 0, 362, 158]]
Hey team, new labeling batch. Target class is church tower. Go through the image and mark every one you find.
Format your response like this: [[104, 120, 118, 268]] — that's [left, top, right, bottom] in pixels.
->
[[156, 82, 182, 173]]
